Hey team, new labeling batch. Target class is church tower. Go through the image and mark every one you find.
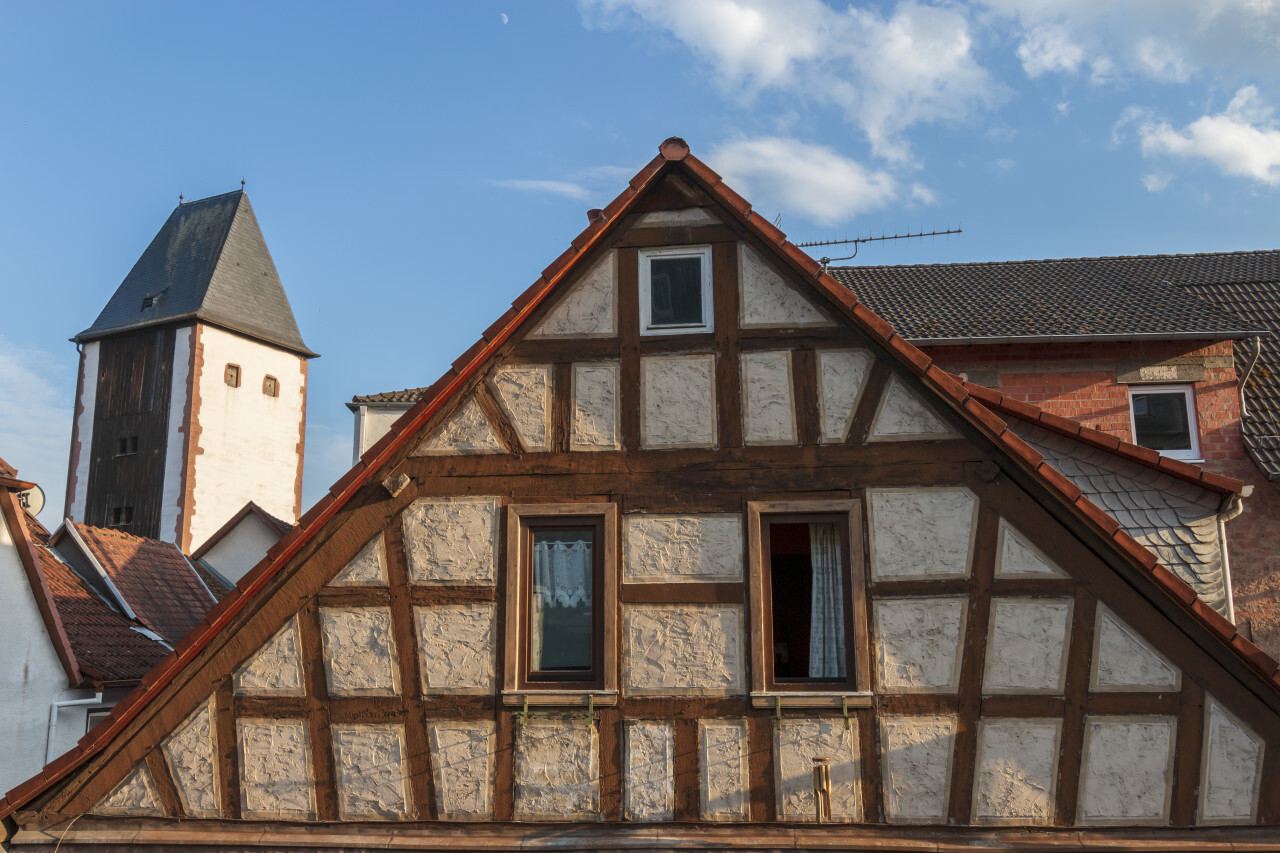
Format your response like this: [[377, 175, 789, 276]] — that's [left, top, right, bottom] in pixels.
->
[[64, 190, 317, 552]]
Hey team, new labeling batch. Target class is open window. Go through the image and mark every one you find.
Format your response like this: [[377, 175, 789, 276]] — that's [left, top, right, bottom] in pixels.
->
[[638, 245, 713, 335], [1129, 384, 1200, 461], [504, 502, 618, 706], [747, 500, 870, 707]]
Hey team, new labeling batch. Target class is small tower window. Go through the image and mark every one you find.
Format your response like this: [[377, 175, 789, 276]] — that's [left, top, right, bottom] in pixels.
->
[[263, 375, 279, 398], [141, 295, 156, 310], [225, 364, 241, 388], [116, 436, 139, 456], [109, 506, 134, 527]]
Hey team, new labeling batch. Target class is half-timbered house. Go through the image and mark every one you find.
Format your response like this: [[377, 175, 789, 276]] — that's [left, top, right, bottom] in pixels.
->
[[4, 138, 1280, 851]]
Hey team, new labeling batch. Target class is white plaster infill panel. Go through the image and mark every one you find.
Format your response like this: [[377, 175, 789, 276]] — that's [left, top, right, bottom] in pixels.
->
[[571, 362, 621, 451], [402, 496, 500, 586], [1078, 715, 1176, 825], [972, 718, 1061, 826], [623, 604, 745, 696], [415, 603, 496, 695], [636, 208, 721, 226], [874, 597, 967, 693], [867, 487, 977, 581], [319, 606, 401, 697], [640, 354, 717, 450], [412, 396, 504, 456], [817, 349, 872, 444], [92, 763, 164, 817], [237, 718, 317, 821], [774, 717, 862, 822], [880, 716, 956, 824], [161, 695, 220, 818], [699, 719, 750, 822], [490, 365, 552, 452], [995, 520, 1069, 578], [1090, 605, 1181, 692], [623, 513, 743, 583], [868, 375, 958, 442], [514, 718, 599, 821], [982, 598, 1073, 695], [428, 720, 496, 820], [331, 723, 414, 820], [738, 242, 832, 329], [234, 614, 305, 697], [1198, 697, 1264, 824], [328, 533, 388, 587], [740, 350, 797, 445], [624, 720, 675, 821], [528, 250, 617, 339]]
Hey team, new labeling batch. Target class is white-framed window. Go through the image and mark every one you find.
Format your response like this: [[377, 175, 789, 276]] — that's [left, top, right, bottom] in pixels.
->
[[638, 245, 714, 335], [1128, 384, 1201, 461]]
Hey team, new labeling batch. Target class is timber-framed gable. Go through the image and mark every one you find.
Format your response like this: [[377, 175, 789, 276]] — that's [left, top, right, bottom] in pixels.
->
[[5, 138, 1280, 851]]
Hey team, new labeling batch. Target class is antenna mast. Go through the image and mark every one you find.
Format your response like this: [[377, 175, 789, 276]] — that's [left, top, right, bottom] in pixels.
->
[[797, 227, 963, 269]]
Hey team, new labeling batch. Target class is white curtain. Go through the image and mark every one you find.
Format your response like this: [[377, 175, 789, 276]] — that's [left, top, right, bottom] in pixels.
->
[[533, 539, 592, 607], [808, 523, 846, 678]]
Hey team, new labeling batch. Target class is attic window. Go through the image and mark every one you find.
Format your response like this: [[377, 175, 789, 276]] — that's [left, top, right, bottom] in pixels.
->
[[263, 375, 279, 398], [109, 506, 134, 527], [639, 245, 713, 335], [225, 364, 241, 388], [1129, 384, 1201, 461], [141, 295, 156, 310], [116, 436, 138, 456]]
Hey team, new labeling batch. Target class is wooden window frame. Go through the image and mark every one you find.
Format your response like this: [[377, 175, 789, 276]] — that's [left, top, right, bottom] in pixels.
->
[[224, 363, 241, 388], [638, 245, 714, 336], [746, 500, 871, 709], [503, 502, 618, 707], [1127, 383, 1201, 462], [262, 375, 279, 398]]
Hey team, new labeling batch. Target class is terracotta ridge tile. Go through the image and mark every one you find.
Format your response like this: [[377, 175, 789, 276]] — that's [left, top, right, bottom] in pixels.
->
[[1037, 410, 1082, 437], [1073, 494, 1121, 536], [886, 334, 932, 375], [1191, 598, 1237, 641], [1151, 565, 1198, 606], [749, 212, 786, 246], [999, 430, 1046, 471], [327, 462, 366, 499], [681, 153, 722, 186], [924, 365, 967, 403], [961, 396, 1008, 437], [540, 245, 580, 283], [1111, 529, 1159, 570], [1036, 461, 1084, 503], [963, 382, 1002, 406], [451, 338, 490, 374], [297, 493, 336, 531], [851, 302, 894, 342], [629, 154, 667, 189], [659, 137, 690, 161]]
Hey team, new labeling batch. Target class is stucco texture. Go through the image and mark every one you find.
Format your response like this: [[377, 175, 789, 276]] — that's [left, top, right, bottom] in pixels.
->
[[699, 719, 750, 822], [237, 717, 316, 820], [874, 597, 966, 693], [740, 350, 796, 445], [774, 718, 861, 822], [514, 718, 599, 821], [880, 716, 956, 824], [738, 243, 831, 328], [402, 496, 500, 586], [328, 534, 388, 587], [1078, 716, 1175, 824], [415, 603, 495, 695], [92, 763, 164, 817], [972, 719, 1061, 825], [428, 721, 495, 820], [490, 365, 551, 452], [331, 723, 413, 820], [624, 720, 675, 821], [640, 354, 716, 449], [623, 604, 744, 695], [1199, 697, 1263, 824], [817, 349, 871, 443], [1090, 606, 1180, 692], [528, 251, 616, 339], [869, 375, 956, 441], [982, 598, 1072, 694], [160, 695, 221, 818], [868, 487, 976, 580], [413, 396, 503, 456], [996, 521, 1068, 578], [319, 606, 402, 697], [622, 514, 743, 583], [571, 362, 620, 451], [234, 615, 305, 697]]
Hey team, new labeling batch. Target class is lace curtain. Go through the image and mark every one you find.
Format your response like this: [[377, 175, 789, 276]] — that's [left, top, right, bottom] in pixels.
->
[[808, 523, 846, 678], [533, 539, 592, 607]]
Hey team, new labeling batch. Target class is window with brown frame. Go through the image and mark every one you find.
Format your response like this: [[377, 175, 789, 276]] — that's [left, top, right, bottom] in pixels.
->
[[504, 503, 619, 705], [224, 364, 241, 388], [263, 375, 279, 397], [747, 500, 871, 707]]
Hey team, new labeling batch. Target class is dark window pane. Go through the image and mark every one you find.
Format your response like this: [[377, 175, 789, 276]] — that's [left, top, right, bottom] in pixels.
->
[[649, 257, 703, 326], [768, 522, 846, 681], [531, 529, 594, 674], [1132, 392, 1192, 451]]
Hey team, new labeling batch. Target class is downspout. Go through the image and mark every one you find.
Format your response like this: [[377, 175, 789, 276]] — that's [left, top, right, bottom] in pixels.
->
[[1238, 335, 1263, 419], [1217, 491, 1248, 625], [45, 689, 104, 764]]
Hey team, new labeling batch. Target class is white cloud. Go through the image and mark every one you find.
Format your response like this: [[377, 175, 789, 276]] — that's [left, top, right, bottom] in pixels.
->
[[1134, 37, 1190, 83], [1142, 171, 1174, 191], [0, 335, 74, 526], [1054, 100, 1071, 116], [1138, 87, 1280, 185], [909, 183, 939, 204], [1016, 24, 1084, 77], [491, 179, 594, 201], [580, 0, 1000, 162], [706, 137, 900, 225]]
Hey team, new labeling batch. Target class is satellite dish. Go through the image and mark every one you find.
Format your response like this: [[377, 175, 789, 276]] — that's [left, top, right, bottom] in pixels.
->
[[18, 485, 45, 516]]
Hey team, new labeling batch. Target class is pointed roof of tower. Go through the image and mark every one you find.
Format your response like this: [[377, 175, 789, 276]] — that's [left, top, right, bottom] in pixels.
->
[[75, 190, 317, 358]]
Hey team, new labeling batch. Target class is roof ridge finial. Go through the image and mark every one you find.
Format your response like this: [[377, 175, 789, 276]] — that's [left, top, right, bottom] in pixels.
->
[[241, 178, 246, 192], [178, 193, 184, 205]]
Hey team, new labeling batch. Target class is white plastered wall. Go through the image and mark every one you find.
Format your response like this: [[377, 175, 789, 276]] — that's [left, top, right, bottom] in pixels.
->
[[188, 325, 305, 552], [159, 325, 195, 543], [352, 404, 412, 465], [197, 512, 284, 585], [65, 340, 100, 522]]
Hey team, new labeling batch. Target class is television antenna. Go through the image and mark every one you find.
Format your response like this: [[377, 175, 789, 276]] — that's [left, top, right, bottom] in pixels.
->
[[796, 227, 963, 269]]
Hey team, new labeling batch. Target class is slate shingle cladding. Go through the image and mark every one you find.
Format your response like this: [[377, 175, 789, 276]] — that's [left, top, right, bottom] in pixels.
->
[[1009, 420, 1229, 613]]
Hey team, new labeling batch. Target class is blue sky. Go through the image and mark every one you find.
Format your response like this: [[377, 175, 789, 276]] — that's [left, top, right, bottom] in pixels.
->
[[2, 1, 1278, 526]]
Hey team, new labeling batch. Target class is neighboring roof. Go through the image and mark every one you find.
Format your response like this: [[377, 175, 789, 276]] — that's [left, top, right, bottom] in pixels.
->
[[189, 500, 294, 562], [347, 387, 429, 409], [35, 545, 170, 683], [829, 252, 1271, 345], [75, 190, 317, 358], [1178, 263, 1280, 479], [64, 522, 217, 646], [6, 138, 1279, 822]]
